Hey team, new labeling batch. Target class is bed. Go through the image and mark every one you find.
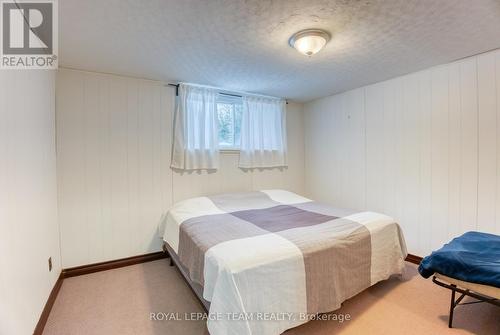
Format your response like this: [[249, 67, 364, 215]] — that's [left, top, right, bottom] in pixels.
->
[[159, 190, 407, 335], [418, 231, 500, 328]]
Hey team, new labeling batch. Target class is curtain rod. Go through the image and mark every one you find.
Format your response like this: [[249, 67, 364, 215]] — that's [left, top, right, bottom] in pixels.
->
[[166, 83, 288, 104], [167, 83, 179, 96]]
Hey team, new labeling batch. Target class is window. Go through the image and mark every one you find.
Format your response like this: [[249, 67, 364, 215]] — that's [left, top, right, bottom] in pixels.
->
[[217, 94, 242, 150]]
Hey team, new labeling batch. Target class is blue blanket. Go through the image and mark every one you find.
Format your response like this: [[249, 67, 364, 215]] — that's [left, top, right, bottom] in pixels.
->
[[418, 231, 500, 288]]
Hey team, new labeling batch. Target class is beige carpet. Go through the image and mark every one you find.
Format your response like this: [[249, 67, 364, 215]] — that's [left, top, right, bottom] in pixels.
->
[[43, 260, 499, 335]]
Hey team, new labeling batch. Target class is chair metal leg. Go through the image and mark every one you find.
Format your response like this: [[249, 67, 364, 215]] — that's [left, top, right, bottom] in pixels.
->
[[449, 285, 456, 328], [433, 276, 499, 328]]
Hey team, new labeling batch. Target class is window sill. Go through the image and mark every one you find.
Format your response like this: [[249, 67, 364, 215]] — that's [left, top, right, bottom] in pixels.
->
[[220, 149, 240, 154]]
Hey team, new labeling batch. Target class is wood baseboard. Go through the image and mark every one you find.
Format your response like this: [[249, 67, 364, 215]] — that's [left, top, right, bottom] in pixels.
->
[[405, 253, 423, 265], [33, 272, 64, 335], [33, 251, 167, 334], [62, 251, 167, 278]]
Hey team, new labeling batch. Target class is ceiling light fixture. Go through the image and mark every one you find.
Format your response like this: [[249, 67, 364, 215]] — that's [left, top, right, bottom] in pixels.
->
[[289, 29, 331, 56]]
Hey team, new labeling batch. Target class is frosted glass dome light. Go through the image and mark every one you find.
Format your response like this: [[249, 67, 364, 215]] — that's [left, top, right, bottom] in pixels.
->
[[289, 29, 330, 56]]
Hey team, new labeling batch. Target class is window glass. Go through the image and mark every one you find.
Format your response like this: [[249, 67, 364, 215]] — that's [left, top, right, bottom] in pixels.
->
[[217, 94, 242, 149]]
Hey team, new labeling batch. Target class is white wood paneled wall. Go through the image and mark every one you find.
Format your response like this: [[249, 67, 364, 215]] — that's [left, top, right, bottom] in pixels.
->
[[56, 68, 305, 268], [0, 71, 59, 335], [305, 49, 500, 257]]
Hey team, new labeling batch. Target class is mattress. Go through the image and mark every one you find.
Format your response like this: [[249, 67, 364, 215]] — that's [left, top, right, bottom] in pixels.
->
[[159, 190, 407, 335]]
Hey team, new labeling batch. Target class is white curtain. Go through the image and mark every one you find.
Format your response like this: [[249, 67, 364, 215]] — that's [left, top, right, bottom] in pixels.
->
[[171, 83, 219, 170], [239, 96, 287, 168]]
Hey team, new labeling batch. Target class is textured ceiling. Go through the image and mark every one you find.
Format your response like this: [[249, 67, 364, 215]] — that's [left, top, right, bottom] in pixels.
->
[[59, 0, 500, 102]]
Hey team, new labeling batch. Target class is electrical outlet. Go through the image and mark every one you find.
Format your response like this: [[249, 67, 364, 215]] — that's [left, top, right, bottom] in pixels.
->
[[48, 257, 52, 272]]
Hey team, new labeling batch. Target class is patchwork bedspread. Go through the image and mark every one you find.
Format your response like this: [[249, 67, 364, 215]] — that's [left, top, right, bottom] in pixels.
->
[[159, 190, 407, 335]]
